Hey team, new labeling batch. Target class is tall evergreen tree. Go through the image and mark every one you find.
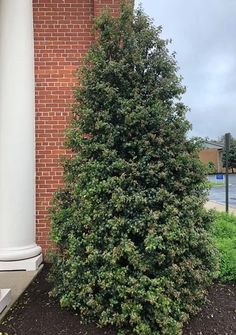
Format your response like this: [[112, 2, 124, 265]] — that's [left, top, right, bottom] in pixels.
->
[[222, 135, 236, 173], [49, 5, 217, 335]]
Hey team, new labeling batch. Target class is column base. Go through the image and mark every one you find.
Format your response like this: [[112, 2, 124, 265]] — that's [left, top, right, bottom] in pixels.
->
[[0, 289, 11, 313], [0, 244, 42, 261], [0, 254, 43, 271]]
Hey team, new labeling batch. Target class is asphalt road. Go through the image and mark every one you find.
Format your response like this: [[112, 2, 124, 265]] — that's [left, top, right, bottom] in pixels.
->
[[208, 174, 236, 208]]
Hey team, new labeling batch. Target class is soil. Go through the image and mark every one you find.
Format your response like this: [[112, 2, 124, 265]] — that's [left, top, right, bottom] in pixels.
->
[[0, 264, 235, 335]]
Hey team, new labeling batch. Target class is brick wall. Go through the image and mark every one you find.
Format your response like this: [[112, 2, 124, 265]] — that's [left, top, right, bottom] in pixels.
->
[[33, 0, 122, 253], [198, 148, 223, 173]]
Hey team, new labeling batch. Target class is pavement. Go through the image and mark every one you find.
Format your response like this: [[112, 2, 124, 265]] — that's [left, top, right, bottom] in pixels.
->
[[205, 200, 236, 214], [208, 174, 236, 208], [0, 264, 43, 323]]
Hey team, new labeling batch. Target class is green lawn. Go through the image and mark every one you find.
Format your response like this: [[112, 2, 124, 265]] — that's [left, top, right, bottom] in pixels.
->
[[213, 212, 236, 282], [208, 181, 225, 187]]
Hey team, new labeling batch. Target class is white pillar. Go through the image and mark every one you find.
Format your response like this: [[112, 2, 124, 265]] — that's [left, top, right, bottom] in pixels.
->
[[0, 0, 42, 270]]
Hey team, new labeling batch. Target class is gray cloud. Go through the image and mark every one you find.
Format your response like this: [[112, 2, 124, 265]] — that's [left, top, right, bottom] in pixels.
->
[[136, 0, 236, 139]]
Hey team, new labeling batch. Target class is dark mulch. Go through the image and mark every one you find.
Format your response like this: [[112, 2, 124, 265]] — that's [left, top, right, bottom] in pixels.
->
[[0, 264, 235, 335]]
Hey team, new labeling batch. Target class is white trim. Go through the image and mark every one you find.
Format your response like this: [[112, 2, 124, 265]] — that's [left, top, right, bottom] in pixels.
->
[[0, 289, 11, 314], [0, 254, 43, 272]]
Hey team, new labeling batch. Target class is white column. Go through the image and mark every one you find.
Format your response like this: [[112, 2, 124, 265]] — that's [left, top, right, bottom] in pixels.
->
[[0, 0, 42, 270]]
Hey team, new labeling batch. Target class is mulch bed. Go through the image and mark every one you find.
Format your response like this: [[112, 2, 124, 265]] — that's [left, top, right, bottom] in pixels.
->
[[0, 264, 235, 335]]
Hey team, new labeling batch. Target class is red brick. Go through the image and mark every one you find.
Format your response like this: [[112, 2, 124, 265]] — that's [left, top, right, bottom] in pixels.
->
[[33, 0, 122, 254]]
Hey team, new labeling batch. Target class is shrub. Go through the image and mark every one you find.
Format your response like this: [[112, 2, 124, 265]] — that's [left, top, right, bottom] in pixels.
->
[[207, 161, 216, 174], [49, 5, 218, 335], [213, 212, 236, 282]]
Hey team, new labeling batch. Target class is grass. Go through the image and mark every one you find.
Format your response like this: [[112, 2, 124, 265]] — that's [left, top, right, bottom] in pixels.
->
[[208, 181, 225, 187], [213, 212, 236, 282]]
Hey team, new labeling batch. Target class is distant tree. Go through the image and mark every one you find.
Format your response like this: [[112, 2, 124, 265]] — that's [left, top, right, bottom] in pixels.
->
[[207, 161, 216, 174], [205, 137, 224, 145], [222, 136, 236, 173]]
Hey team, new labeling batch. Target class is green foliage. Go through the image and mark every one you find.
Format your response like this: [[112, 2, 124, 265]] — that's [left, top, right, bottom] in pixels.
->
[[213, 212, 236, 282], [206, 161, 216, 175], [49, 5, 218, 335], [222, 135, 236, 173], [208, 181, 224, 188]]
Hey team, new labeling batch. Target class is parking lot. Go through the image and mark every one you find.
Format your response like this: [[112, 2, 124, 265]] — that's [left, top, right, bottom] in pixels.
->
[[208, 174, 236, 208]]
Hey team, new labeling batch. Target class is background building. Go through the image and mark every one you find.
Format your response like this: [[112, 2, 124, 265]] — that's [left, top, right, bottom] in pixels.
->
[[198, 141, 224, 173]]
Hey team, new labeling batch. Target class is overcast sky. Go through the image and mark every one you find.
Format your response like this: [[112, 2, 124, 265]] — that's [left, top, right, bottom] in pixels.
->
[[135, 0, 236, 140]]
